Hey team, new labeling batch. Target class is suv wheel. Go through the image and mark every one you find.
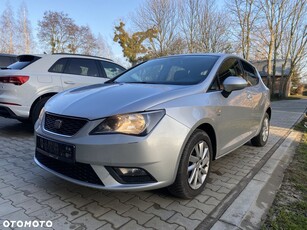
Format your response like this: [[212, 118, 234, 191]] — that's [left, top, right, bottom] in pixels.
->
[[251, 113, 270, 147], [168, 129, 212, 199], [31, 97, 50, 125]]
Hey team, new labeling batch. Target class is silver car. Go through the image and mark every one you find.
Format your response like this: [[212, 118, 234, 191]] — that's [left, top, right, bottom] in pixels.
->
[[34, 54, 271, 198]]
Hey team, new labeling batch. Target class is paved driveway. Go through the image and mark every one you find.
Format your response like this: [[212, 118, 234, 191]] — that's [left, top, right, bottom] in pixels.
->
[[0, 99, 306, 229]]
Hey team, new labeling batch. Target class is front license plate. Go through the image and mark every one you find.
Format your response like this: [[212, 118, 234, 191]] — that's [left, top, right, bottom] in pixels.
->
[[36, 136, 75, 163]]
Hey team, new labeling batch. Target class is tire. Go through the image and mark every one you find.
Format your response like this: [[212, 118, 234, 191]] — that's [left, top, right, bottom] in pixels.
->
[[251, 113, 270, 147], [31, 97, 50, 125], [168, 129, 212, 199], [17, 118, 31, 124]]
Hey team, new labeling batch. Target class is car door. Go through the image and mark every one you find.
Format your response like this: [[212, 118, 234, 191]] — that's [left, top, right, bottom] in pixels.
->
[[240, 59, 264, 133], [61, 58, 107, 90], [208, 58, 254, 157]]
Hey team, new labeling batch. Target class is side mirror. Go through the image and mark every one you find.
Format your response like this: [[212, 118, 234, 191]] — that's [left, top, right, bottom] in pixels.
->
[[222, 76, 248, 98]]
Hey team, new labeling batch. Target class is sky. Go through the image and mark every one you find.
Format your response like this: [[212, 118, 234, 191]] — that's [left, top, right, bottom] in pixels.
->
[[0, 0, 145, 66]]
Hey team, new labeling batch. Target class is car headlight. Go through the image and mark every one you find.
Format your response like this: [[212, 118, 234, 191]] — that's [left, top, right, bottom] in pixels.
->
[[90, 110, 165, 136]]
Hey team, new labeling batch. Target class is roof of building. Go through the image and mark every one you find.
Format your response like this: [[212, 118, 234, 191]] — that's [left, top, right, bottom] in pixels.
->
[[251, 59, 291, 77]]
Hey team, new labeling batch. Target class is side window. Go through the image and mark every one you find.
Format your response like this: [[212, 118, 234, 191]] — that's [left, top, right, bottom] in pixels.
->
[[49, 58, 68, 73], [216, 58, 243, 90], [209, 77, 220, 91], [241, 60, 259, 86], [64, 58, 100, 77], [101, 61, 125, 79]]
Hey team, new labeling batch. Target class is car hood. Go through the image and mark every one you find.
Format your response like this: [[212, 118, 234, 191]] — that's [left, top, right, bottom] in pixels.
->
[[45, 83, 195, 120]]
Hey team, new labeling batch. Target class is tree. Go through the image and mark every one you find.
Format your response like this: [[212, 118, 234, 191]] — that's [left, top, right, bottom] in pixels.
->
[[226, 0, 259, 60], [67, 25, 98, 55], [132, 0, 180, 57], [114, 21, 157, 65], [258, 0, 293, 95], [0, 2, 15, 53], [38, 11, 98, 55], [79, 26, 98, 55], [178, 0, 201, 53], [197, 0, 232, 53], [38, 11, 75, 53], [279, 0, 307, 98], [16, 2, 33, 53], [95, 33, 114, 59]]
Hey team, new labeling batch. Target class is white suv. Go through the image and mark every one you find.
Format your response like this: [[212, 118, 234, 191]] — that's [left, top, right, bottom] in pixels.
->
[[0, 54, 125, 124]]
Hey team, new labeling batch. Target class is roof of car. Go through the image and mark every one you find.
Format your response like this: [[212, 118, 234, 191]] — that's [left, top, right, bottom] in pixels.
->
[[157, 53, 238, 59], [155, 53, 253, 64], [52, 53, 113, 61], [17, 53, 114, 62]]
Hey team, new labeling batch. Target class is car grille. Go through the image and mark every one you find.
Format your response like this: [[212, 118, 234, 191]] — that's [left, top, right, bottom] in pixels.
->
[[35, 151, 104, 186], [44, 113, 88, 136]]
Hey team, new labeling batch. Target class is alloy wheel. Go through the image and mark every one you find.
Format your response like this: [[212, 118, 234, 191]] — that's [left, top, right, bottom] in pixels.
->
[[187, 141, 210, 190], [262, 117, 269, 142]]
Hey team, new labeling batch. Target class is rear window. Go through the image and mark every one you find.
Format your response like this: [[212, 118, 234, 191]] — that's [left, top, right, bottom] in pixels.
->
[[7, 55, 41, 70], [0, 56, 17, 68]]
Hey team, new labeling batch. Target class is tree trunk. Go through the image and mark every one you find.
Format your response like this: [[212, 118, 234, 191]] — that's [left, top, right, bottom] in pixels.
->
[[281, 76, 291, 98], [267, 35, 274, 95]]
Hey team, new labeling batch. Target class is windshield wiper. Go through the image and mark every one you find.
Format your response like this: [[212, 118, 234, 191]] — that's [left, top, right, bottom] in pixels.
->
[[105, 79, 118, 84], [125, 81, 160, 84]]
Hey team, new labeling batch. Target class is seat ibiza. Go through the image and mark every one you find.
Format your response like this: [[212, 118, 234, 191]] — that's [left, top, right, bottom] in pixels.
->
[[34, 54, 271, 198]]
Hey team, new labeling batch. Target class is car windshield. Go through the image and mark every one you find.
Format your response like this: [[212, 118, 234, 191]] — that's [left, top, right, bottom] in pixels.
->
[[114, 56, 219, 85]]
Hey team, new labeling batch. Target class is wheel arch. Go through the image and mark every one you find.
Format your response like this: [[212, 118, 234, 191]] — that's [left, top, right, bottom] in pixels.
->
[[29, 92, 57, 119], [196, 123, 217, 160], [177, 121, 218, 168]]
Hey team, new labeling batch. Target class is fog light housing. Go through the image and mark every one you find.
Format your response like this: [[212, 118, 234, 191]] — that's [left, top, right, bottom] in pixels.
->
[[106, 167, 157, 184], [116, 167, 147, 176]]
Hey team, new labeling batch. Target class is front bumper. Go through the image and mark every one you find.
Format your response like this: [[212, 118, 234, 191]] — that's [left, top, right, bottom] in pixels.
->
[[34, 114, 190, 191]]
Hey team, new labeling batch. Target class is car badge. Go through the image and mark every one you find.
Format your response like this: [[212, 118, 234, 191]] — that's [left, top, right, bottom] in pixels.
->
[[54, 119, 63, 129]]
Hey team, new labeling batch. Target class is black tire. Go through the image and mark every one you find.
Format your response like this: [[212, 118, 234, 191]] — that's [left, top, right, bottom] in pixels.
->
[[31, 97, 50, 125], [251, 113, 270, 147], [168, 129, 212, 199], [17, 118, 31, 124]]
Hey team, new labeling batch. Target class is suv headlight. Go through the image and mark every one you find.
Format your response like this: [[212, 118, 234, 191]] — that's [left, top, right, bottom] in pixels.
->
[[90, 110, 165, 136]]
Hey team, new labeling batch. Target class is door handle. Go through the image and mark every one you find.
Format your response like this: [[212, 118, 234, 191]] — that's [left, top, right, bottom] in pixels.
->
[[64, 81, 75, 85]]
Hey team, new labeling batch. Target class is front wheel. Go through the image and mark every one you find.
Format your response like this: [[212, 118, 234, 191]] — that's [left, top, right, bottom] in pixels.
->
[[251, 113, 270, 147], [168, 129, 212, 199]]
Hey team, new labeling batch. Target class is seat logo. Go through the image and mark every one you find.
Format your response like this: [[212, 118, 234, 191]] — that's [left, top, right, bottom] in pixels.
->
[[54, 119, 63, 129]]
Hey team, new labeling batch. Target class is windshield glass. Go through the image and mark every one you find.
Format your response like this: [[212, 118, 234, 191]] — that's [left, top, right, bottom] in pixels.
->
[[115, 56, 219, 85]]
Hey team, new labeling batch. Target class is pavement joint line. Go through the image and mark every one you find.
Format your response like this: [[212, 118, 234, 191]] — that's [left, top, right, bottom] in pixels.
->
[[218, 219, 240, 228], [196, 107, 307, 230]]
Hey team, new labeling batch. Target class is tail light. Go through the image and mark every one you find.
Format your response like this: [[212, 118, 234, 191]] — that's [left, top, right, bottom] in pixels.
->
[[0, 76, 29, 85]]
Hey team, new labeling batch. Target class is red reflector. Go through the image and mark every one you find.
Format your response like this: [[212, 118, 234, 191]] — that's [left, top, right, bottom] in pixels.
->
[[0, 76, 29, 85], [0, 102, 21, 106]]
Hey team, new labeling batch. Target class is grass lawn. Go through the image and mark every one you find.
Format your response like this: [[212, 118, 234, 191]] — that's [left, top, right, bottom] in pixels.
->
[[262, 116, 307, 229]]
